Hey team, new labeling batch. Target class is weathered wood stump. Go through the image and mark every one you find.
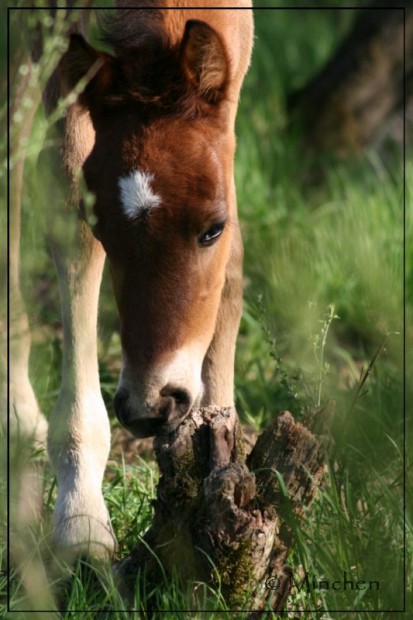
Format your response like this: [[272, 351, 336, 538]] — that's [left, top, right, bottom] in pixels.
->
[[117, 404, 332, 612]]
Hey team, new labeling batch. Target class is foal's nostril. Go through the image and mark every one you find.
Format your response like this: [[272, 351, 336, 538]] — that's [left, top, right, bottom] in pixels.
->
[[114, 384, 191, 436], [160, 384, 191, 415], [172, 389, 191, 406]]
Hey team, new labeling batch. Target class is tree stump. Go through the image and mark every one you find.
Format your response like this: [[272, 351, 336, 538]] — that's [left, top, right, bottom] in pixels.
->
[[117, 404, 332, 612]]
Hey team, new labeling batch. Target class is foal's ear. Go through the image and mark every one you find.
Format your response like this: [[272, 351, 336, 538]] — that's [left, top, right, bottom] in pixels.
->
[[181, 20, 229, 104], [59, 34, 113, 103]]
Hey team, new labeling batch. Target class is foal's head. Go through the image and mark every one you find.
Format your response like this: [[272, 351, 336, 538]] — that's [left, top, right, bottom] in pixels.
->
[[61, 13, 237, 437]]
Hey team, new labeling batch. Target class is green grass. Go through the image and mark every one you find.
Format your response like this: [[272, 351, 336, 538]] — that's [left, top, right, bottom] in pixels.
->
[[3, 5, 411, 619]]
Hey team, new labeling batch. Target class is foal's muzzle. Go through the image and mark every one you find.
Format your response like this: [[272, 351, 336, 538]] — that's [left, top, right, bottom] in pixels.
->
[[114, 386, 192, 438]]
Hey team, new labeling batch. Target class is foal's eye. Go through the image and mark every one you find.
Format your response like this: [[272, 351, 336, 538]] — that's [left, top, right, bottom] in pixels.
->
[[198, 221, 226, 246]]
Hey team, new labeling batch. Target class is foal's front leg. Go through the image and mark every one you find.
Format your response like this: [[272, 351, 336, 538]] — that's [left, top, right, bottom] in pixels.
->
[[48, 220, 117, 560]]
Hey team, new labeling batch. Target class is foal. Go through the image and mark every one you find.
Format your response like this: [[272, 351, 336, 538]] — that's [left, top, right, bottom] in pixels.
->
[[10, 2, 253, 558]]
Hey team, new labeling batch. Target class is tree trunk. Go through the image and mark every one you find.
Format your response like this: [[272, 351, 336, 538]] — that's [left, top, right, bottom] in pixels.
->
[[288, 1, 413, 156], [117, 404, 333, 612]]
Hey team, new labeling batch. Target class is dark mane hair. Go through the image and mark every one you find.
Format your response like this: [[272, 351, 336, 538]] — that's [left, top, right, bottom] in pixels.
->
[[98, 2, 166, 54]]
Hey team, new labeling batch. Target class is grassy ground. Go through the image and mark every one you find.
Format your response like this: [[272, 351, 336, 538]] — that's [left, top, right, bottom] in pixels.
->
[[3, 5, 411, 619]]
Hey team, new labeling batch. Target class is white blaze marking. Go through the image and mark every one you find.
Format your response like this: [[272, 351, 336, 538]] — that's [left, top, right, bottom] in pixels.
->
[[118, 170, 161, 219]]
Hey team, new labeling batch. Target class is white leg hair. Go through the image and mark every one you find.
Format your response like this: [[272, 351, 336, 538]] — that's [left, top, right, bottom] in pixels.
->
[[48, 220, 117, 560]]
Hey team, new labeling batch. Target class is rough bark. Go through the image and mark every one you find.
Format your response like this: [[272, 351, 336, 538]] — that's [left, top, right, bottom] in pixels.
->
[[288, 1, 413, 156], [117, 404, 332, 612]]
